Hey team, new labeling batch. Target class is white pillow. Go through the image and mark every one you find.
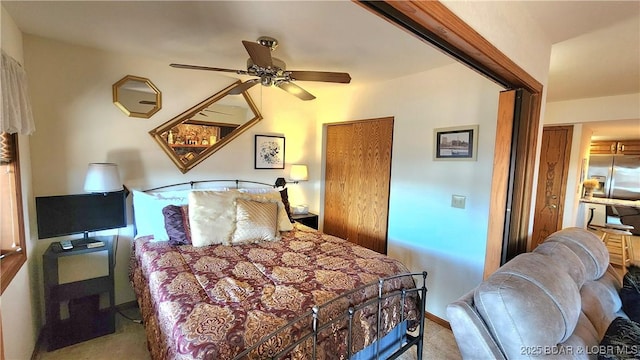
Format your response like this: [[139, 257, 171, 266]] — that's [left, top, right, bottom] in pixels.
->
[[231, 199, 278, 245], [236, 189, 293, 231], [237, 188, 277, 194], [188, 191, 237, 247], [147, 189, 192, 201], [132, 189, 188, 240], [132, 188, 229, 241]]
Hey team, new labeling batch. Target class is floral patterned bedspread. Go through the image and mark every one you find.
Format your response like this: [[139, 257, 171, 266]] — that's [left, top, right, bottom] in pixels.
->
[[130, 224, 418, 360]]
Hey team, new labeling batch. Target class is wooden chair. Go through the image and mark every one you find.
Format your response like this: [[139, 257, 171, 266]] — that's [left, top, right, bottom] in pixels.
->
[[600, 226, 633, 278]]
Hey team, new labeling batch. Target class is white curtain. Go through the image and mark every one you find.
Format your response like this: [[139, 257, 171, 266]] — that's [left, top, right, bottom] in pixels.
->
[[1, 51, 35, 135]]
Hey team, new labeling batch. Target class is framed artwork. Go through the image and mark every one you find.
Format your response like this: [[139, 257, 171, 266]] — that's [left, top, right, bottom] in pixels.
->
[[433, 125, 479, 161], [255, 135, 285, 169]]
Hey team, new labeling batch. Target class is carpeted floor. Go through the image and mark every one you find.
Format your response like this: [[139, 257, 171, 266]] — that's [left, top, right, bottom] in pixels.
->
[[34, 307, 461, 360], [34, 307, 150, 360]]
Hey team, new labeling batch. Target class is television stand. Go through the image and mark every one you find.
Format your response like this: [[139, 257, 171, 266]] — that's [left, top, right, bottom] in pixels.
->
[[42, 235, 115, 350]]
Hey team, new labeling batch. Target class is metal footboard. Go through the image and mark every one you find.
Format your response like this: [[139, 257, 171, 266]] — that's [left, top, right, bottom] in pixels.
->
[[233, 271, 428, 360]]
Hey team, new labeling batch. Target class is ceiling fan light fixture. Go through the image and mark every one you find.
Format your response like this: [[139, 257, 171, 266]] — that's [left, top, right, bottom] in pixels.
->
[[257, 36, 278, 51], [261, 76, 273, 87]]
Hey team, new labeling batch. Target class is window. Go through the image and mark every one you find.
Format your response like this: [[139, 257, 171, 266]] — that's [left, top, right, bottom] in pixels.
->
[[1, 132, 26, 294]]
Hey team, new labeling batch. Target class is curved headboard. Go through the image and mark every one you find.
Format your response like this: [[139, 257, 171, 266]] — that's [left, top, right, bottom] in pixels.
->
[[142, 179, 276, 192], [133, 179, 292, 238]]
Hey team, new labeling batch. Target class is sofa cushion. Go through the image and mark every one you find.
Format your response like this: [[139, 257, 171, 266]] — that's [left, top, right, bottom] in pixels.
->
[[581, 273, 625, 338], [544, 227, 609, 280], [474, 252, 581, 358], [535, 241, 587, 287], [557, 312, 600, 354]]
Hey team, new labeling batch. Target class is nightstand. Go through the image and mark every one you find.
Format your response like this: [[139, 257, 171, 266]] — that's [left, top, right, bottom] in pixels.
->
[[42, 236, 115, 350], [291, 212, 319, 230]]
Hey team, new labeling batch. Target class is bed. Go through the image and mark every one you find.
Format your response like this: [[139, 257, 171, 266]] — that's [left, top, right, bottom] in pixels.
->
[[129, 180, 427, 359]]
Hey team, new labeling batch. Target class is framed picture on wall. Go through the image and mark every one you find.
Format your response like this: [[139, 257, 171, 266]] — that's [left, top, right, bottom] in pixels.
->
[[255, 135, 285, 169], [433, 125, 479, 161]]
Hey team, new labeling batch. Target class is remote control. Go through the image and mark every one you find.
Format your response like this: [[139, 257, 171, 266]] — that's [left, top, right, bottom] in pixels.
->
[[87, 241, 105, 248], [60, 240, 73, 250]]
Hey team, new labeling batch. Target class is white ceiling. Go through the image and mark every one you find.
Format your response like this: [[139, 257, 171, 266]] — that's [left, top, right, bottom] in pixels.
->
[[3, 1, 639, 109], [1, 1, 455, 87]]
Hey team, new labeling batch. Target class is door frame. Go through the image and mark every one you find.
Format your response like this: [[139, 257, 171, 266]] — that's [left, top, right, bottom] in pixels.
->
[[357, 1, 544, 277]]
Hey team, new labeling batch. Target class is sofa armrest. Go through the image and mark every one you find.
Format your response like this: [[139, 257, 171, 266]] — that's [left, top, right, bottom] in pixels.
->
[[447, 290, 506, 360]]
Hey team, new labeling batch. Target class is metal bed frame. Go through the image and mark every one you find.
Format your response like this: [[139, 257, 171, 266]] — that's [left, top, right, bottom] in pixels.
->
[[138, 180, 428, 359], [233, 272, 428, 360], [143, 179, 275, 192]]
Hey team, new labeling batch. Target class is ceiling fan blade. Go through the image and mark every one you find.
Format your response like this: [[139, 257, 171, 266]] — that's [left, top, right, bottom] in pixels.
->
[[288, 70, 351, 84], [275, 81, 316, 101], [170, 63, 248, 75], [139, 100, 156, 105], [242, 40, 273, 68], [228, 79, 260, 95]]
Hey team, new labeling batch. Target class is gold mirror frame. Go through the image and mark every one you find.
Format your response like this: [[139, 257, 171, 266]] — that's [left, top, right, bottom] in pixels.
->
[[112, 75, 162, 118], [149, 80, 263, 173]]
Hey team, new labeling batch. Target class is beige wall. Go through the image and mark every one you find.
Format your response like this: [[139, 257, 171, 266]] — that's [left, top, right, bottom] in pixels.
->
[[1, 5, 38, 360], [442, 0, 552, 83], [441, 0, 553, 241], [545, 93, 640, 125], [315, 64, 503, 318]]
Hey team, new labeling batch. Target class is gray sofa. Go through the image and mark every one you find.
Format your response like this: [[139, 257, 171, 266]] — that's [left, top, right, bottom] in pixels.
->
[[447, 227, 627, 359]]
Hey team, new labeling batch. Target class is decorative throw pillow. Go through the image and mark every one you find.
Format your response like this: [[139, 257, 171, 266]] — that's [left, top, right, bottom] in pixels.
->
[[244, 186, 294, 222], [597, 317, 640, 360], [162, 205, 191, 246], [132, 189, 189, 241], [235, 189, 293, 231], [188, 191, 237, 247], [620, 265, 640, 323], [230, 199, 278, 245]]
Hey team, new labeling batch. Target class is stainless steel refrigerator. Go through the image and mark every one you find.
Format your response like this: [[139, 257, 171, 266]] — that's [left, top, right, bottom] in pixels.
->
[[588, 154, 640, 200]]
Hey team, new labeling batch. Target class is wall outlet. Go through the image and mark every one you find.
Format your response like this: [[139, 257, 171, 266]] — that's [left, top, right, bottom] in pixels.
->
[[451, 195, 466, 209]]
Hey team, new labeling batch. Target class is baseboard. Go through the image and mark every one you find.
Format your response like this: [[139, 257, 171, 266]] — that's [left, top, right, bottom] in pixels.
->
[[426, 312, 451, 330]]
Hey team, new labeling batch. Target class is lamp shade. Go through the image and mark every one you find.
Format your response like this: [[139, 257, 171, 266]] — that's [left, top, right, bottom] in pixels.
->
[[290, 164, 308, 182], [83, 163, 123, 193]]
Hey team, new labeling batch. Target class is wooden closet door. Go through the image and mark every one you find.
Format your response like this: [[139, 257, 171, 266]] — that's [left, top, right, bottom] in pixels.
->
[[324, 117, 393, 254]]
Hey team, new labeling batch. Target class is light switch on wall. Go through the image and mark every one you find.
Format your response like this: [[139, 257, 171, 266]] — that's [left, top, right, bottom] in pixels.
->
[[452, 195, 466, 209]]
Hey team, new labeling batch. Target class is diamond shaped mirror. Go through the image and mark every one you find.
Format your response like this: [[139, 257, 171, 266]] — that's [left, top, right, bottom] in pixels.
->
[[149, 80, 262, 173]]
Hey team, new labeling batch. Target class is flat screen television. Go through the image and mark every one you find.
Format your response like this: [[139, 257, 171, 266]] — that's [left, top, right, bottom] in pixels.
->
[[35, 190, 127, 239]]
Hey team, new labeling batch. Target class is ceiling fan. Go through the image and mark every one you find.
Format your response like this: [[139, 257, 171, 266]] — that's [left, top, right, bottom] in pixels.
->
[[170, 36, 351, 101]]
